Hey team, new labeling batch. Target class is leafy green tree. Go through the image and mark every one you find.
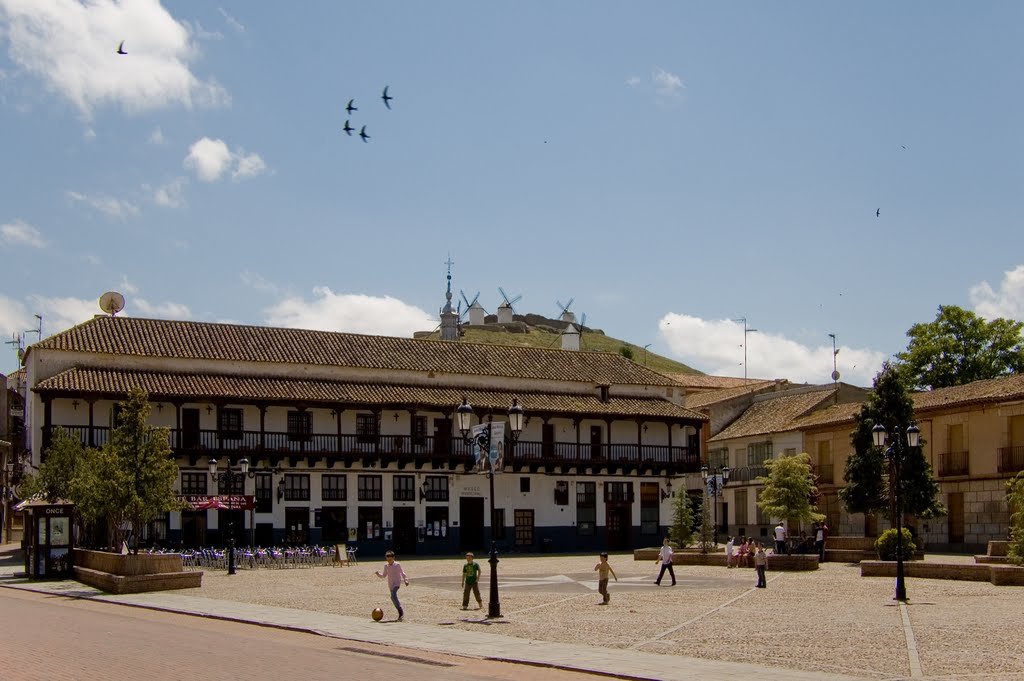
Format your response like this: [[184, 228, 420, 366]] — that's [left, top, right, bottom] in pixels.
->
[[896, 305, 1024, 390], [21, 428, 91, 502], [840, 362, 945, 522], [75, 388, 183, 554], [619, 345, 635, 360], [757, 452, 824, 526], [669, 489, 694, 549], [697, 492, 715, 554], [1008, 471, 1024, 565]]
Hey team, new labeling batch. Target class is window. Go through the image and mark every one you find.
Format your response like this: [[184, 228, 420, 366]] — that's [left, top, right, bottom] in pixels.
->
[[413, 416, 428, 446], [554, 480, 569, 505], [283, 474, 310, 501], [640, 482, 659, 535], [217, 471, 244, 495], [423, 475, 449, 502], [218, 408, 243, 440], [356, 413, 379, 444], [181, 472, 207, 495], [322, 474, 346, 501], [254, 473, 272, 513], [707, 447, 729, 470], [514, 509, 534, 546], [520, 477, 530, 493], [576, 482, 596, 535], [288, 410, 312, 442], [393, 475, 415, 501], [358, 507, 383, 540], [358, 475, 382, 501], [747, 441, 772, 465], [604, 481, 633, 503], [492, 508, 506, 540], [425, 507, 449, 539]]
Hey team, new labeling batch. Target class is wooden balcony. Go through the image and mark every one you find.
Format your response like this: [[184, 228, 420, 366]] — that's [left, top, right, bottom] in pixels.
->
[[47, 426, 702, 474]]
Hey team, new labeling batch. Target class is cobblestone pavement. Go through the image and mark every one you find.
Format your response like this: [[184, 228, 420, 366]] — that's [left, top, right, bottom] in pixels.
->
[[3, 546, 1023, 680]]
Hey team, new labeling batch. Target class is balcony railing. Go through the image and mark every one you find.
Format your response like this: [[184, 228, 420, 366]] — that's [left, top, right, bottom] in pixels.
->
[[727, 465, 768, 483], [998, 446, 1024, 474], [815, 464, 834, 485], [47, 425, 702, 472], [939, 451, 970, 477]]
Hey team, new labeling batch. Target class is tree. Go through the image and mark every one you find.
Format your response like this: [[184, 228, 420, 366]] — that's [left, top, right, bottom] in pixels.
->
[[75, 388, 182, 554], [840, 362, 945, 522], [21, 428, 91, 502], [896, 305, 1024, 390], [669, 490, 694, 549], [757, 452, 824, 526], [1008, 471, 1024, 566]]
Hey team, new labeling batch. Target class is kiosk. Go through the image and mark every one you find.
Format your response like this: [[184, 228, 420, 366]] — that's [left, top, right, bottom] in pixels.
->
[[17, 499, 74, 579]]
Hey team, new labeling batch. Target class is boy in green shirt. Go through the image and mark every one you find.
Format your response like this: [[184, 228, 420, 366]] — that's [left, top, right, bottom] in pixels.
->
[[461, 552, 483, 610]]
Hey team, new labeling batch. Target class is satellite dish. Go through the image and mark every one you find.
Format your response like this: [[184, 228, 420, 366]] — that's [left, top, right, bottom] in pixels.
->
[[98, 291, 125, 316]]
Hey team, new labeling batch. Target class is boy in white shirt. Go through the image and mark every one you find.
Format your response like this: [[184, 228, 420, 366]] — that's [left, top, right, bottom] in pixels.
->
[[654, 537, 676, 586], [725, 536, 735, 568]]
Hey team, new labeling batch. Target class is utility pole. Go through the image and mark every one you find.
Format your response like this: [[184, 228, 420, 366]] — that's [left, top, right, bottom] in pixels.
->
[[828, 333, 840, 404], [733, 318, 758, 384]]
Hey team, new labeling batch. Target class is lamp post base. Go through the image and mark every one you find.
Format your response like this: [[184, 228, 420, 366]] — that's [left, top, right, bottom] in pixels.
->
[[487, 541, 501, 618]]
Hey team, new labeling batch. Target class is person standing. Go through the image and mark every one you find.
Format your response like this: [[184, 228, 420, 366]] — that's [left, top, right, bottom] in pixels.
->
[[754, 543, 767, 588], [374, 550, 409, 621], [725, 536, 735, 568], [461, 552, 483, 610], [654, 537, 676, 586], [594, 552, 618, 604], [774, 521, 787, 556], [815, 522, 827, 562]]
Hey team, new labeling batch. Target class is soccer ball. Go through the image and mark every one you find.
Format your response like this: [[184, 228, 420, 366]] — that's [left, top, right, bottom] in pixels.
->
[[371, 607, 384, 621]]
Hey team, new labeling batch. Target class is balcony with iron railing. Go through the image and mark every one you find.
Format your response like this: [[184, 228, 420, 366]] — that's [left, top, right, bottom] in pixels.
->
[[939, 451, 970, 477], [998, 446, 1024, 474], [814, 463, 834, 485], [46, 425, 703, 473]]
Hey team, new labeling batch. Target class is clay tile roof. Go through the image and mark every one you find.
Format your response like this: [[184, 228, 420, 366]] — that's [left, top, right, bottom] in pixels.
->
[[910, 374, 1024, 411], [684, 381, 778, 410], [709, 388, 837, 441], [33, 367, 708, 421], [29, 316, 676, 387], [790, 401, 862, 430], [665, 374, 773, 390]]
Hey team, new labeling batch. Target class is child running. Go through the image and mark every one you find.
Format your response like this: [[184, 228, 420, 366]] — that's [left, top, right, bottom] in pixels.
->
[[374, 550, 410, 620]]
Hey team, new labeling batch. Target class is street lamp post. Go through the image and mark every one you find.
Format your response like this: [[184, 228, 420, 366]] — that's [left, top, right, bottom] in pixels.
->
[[456, 396, 524, 619], [701, 464, 730, 546], [208, 456, 249, 576], [871, 423, 920, 602]]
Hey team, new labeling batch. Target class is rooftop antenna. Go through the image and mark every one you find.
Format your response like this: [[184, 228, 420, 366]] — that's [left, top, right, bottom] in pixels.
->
[[99, 291, 125, 316], [828, 333, 840, 403], [24, 314, 42, 343], [5, 332, 25, 365], [733, 317, 758, 384]]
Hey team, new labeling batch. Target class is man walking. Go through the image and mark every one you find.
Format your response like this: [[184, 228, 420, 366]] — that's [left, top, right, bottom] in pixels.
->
[[654, 537, 676, 586], [774, 521, 787, 556]]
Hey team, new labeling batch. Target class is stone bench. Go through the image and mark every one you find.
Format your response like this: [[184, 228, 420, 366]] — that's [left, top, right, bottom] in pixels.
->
[[861, 560, 1024, 586]]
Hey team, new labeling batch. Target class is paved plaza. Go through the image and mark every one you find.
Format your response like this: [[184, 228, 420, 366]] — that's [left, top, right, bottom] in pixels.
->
[[3, 546, 1024, 680]]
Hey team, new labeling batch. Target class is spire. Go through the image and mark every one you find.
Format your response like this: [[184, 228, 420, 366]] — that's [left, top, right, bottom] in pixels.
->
[[439, 254, 459, 341]]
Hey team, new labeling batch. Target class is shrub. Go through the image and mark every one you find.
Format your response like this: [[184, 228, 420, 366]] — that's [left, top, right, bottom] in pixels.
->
[[875, 527, 916, 561]]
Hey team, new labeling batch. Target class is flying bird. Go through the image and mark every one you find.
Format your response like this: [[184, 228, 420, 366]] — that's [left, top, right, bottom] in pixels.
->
[[381, 86, 393, 109], [359, 125, 370, 142], [876, 208, 880, 217], [343, 119, 354, 136], [346, 99, 357, 115], [117, 41, 127, 55]]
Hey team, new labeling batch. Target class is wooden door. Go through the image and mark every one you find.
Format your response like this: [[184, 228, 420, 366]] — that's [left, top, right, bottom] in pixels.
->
[[948, 492, 965, 544], [392, 507, 416, 554], [605, 503, 630, 550], [182, 408, 200, 449], [590, 426, 603, 460], [433, 418, 452, 455], [460, 497, 485, 551]]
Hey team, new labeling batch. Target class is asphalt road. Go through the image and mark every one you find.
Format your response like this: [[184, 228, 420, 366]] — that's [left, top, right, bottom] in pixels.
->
[[0, 588, 594, 681]]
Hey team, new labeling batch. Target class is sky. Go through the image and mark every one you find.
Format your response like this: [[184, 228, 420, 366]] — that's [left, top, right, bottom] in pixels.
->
[[1, 1, 1023, 387]]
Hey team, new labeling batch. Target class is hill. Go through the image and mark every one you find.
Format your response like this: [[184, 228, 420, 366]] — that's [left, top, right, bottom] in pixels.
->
[[415, 313, 701, 376]]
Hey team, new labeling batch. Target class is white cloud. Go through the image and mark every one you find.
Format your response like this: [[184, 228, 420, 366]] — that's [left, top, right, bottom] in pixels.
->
[[625, 76, 641, 87], [232, 150, 266, 180], [184, 137, 265, 182], [1, 219, 47, 248], [83, 127, 96, 140], [82, 253, 101, 266], [653, 67, 684, 97], [969, 265, 1024, 322], [118, 275, 139, 296], [151, 176, 187, 207], [148, 126, 165, 144], [658, 313, 887, 387], [26, 293, 102, 337], [218, 7, 245, 33], [67, 190, 139, 219], [264, 287, 436, 337], [134, 297, 189, 318], [241, 269, 279, 295], [0, 293, 31, 341], [0, 0, 230, 117]]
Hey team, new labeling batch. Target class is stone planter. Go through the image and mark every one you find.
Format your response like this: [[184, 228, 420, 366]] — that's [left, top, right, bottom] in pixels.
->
[[73, 549, 202, 594]]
